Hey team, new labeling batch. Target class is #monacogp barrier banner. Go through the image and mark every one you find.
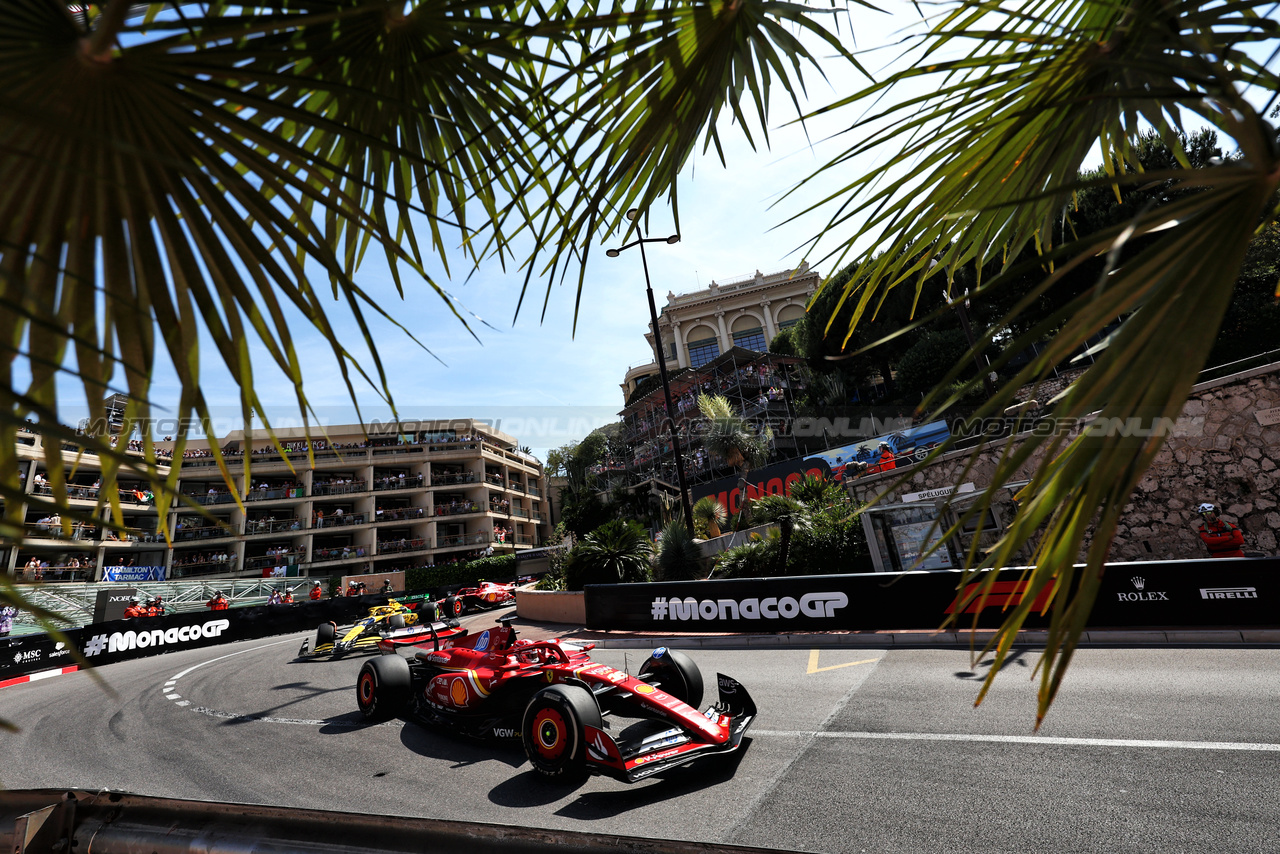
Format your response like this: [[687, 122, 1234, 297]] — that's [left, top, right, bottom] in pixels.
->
[[585, 557, 1280, 633], [0, 596, 383, 683]]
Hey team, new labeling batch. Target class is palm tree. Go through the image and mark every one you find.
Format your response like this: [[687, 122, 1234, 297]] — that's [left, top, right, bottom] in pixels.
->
[[0, 0, 844, 636], [691, 495, 727, 539], [695, 393, 771, 529], [573, 520, 653, 586], [798, 1, 1280, 723]]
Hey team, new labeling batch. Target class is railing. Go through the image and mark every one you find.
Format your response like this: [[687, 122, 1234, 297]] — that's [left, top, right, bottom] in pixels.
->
[[484, 474, 505, 486], [427, 441, 482, 453], [434, 502, 479, 517], [245, 551, 305, 570], [436, 532, 489, 548], [310, 545, 370, 563], [488, 503, 511, 514], [183, 491, 238, 506], [173, 523, 239, 541], [527, 485, 541, 497], [372, 474, 425, 491], [373, 508, 424, 523], [314, 513, 366, 528], [376, 538, 430, 554], [13, 564, 94, 582], [508, 481, 526, 493], [515, 534, 535, 545], [430, 472, 477, 486], [511, 507, 530, 519], [372, 445, 423, 457], [22, 522, 96, 540], [170, 559, 239, 578], [244, 486, 305, 502], [312, 480, 365, 496], [245, 518, 303, 535], [31, 483, 100, 500]]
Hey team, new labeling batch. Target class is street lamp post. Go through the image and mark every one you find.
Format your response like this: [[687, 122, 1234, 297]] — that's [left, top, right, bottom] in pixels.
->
[[606, 210, 695, 534]]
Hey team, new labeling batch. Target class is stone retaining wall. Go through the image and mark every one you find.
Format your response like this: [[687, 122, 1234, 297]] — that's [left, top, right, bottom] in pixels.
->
[[847, 363, 1280, 561]]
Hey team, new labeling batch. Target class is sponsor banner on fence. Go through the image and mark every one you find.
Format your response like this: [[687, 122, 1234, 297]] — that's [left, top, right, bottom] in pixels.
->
[[585, 557, 1280, 633], [103, 565, 167, 583], [0, 596, 383, 683]]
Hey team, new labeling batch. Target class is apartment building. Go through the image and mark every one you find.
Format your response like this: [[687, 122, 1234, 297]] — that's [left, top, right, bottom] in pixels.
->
[[5, 419, 547, 583]]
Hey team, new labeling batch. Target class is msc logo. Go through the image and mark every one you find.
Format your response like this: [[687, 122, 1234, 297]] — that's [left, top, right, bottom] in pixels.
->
[[12, 649, 40, 664], [945, 581, 1051, 615]]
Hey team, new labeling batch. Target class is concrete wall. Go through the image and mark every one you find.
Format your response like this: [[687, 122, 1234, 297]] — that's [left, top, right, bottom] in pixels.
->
[[515, 589, 585, 624], [847, 363, 1280, 562]]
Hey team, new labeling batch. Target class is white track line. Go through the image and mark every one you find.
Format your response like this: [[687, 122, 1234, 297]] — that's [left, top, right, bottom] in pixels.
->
[[750, 730, 1280, 752]]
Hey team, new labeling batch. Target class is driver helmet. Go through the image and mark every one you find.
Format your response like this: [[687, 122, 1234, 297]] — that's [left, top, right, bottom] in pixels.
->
[[1197, 502, 1219, 515]]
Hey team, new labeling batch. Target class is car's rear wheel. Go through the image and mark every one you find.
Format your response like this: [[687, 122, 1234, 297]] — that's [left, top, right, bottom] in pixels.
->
[[445, 595, 463, 618], [388, 614, 406, 630], [522, 684, 601, 782], [315, 621, 337, 649], [356, 654, 412, 720], [639, 647, 703, 709]]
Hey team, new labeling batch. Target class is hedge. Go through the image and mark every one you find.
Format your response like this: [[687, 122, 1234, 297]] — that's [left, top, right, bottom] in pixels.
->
[[405, 554, 517, 593]]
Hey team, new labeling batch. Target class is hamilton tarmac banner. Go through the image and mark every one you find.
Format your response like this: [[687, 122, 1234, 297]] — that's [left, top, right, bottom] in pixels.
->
[[585, 557, 1280, 633]]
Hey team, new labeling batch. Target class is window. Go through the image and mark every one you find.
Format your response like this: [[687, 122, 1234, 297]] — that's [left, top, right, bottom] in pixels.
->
[[777, 318, 801, 329], [732, 327, 767, 352], [687, 337, 721, 368]]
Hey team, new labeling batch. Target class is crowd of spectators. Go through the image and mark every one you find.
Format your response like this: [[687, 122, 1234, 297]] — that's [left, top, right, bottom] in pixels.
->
[[174, 551, 233, 567], [435, 498, 478, 516], [374, 473, 424, 490], [313, 544, 369, 561], [492, 524, 512, 544], [374, 506, 425, 522], [377, 537, 427, 553]]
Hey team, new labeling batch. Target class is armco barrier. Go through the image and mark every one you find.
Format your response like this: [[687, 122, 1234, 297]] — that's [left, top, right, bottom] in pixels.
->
[[585, 557, 1280, 633], [0, 596, 385, 684]]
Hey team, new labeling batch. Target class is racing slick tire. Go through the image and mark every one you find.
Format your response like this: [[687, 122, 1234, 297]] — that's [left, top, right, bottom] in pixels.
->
[[444, 595, 463, 619], [639, 647, 703, 709], [356, 654, 412, 721], [388, 614, 406, 630], [315, 621, 337, 649], [522, 684, 601, 783]]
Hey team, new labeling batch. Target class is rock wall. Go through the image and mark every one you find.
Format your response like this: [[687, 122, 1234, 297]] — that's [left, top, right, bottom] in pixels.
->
[[847, 363, 1280, 561]]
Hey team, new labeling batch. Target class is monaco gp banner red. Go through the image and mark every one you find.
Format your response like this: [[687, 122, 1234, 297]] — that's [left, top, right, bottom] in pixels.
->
[[585, 557, 1280, 633]]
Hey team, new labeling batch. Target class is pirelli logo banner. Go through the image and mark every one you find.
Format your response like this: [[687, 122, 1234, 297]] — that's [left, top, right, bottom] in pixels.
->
[[585, 557, 1280, 632]]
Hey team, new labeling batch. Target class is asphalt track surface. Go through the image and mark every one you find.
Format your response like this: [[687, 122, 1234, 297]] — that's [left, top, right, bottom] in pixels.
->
[[3, 617, 1280, 852]]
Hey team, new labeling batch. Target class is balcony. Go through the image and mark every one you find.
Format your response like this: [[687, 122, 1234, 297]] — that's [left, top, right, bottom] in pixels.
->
[[377, 537, 431, 555], [14, 563, 93, 583], [373, 474, 425, 491], [373, 508, 425, 523], [173, 522, 239, 541], [434, 502, 480, 517], [314, 513, 366, 529], [245, 517, 304, 535], [30, 482, 101, 501], [527, 485, 541, 498], [22, 521, 96, 541], [312, 480, 366, 496], [484, 474, 505, 487], [310, 545, 370, 563], [245, 549, 305, 570], [171, 557, 237, 577], [510, 507, 530, 519], [436, 532, 489, 548], [244, 485, 304, 502], [515, 534, 535, 545], [430, 472, 478, 486]]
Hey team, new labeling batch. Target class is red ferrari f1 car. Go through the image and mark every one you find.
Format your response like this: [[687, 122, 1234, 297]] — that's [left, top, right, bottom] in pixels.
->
[[435, 580, 517, 618], [355, 614, 756, 783]]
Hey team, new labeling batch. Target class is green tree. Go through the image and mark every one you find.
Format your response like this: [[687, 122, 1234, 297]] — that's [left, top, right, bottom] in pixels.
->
[[655, 520, 704, 582], [572, 519, 653, 587]]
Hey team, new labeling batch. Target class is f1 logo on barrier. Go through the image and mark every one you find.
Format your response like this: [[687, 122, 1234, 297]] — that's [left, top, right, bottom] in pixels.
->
[[944, 580, 1051, 615]]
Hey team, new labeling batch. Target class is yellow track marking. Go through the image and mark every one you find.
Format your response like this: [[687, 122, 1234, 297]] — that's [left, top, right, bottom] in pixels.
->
[[807, 649, 879, 674]]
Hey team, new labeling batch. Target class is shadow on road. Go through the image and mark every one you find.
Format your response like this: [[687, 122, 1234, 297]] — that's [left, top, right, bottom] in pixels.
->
[[953, 647, 1032, 680], [486, 740, 751, 817]]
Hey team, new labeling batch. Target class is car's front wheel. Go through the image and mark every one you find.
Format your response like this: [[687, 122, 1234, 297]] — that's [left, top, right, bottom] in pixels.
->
[[356, 654, 412, 721], [521, 684, 601, 782], [638, 647, 704, 709]]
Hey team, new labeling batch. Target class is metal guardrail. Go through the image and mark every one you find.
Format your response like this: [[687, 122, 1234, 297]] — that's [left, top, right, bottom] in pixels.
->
[[0, 790, 787, 854]]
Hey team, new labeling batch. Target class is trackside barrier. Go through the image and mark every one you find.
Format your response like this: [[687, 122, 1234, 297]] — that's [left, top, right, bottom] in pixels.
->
[[585, 557, 1280, 633], [0, 596, 388, 684], [0, 789, 798, 854]]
